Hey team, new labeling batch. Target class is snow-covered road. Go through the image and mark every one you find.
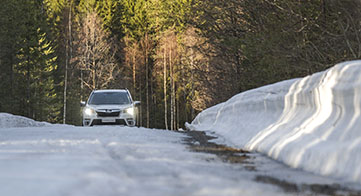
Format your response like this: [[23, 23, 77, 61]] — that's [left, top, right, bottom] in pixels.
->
[[0, 126, 274, 196], [1, 124, 360, 196]]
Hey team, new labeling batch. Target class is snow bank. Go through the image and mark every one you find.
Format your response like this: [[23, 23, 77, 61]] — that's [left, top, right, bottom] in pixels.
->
[[187, 60, 361, 183], [0, 113, 51, 128]]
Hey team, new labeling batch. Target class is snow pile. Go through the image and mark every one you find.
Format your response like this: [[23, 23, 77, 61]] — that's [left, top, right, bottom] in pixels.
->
[[0, 113, 51, 128], [187, 60, 361, 183]]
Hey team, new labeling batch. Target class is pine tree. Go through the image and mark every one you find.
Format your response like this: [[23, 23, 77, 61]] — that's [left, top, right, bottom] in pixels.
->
[[0, 0, 19, 113], [0, 0, 60, 122]]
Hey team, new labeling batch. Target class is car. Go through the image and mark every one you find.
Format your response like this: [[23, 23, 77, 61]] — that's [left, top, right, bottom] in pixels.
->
[[81, 89, 140, 126]]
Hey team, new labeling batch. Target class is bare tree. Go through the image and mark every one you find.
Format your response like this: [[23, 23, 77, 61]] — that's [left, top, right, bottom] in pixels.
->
[[73, 11, 119, 92], [155, 29, 180, 130], [124, 36, 142, 126], [140, 34, 152, 128]]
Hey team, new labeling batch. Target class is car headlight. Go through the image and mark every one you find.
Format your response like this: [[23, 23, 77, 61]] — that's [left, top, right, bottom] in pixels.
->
[[125, 107, 134, 115], [84, 108, 95, 116]]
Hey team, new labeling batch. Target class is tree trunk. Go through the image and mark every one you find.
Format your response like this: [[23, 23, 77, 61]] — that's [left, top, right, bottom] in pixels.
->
[[145, 36, 150, 128], [63, 2, 72, 124], [80, 70, 83, 101], [131, 48, 139, 126], [63, 44, 68, 124], [133, 49, 136, 96], [170, 48, 174, 130], [92, 62, 96, 89], [27, 55, 31, 117], [139, 81, 142, 126], [176, 92, 179, 130], [163, 50, 168, 130], [190, 48, 195, 119], [10, 55, 14, 112], [173, 79, 176, 130]]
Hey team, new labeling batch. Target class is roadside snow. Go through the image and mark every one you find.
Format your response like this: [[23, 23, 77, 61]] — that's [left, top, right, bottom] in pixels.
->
[[0, 113, 52, 128], [187, 60, 361, 184]]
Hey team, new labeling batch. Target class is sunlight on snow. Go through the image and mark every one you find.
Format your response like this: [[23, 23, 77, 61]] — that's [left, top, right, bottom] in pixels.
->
[[189, 60, 361, 183]]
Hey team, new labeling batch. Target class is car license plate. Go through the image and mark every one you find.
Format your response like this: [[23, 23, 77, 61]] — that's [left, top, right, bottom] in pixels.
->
[[101, 118, 116, 123]]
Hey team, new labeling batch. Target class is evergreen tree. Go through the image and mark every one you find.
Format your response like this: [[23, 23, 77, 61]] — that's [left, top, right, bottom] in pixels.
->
[[0, 0, 60, 122]]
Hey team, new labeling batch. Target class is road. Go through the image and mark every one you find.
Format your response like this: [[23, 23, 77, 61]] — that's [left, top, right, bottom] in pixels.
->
[[0, 125, 360, 196]]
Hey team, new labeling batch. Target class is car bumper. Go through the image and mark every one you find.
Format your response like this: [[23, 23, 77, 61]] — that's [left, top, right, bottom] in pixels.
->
[[83, 117, 136, 126]]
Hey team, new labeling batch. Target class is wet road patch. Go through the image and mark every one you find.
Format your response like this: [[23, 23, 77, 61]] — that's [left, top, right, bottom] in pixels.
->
[[182, 130, 361, 196], [183, 130, 255, 170]]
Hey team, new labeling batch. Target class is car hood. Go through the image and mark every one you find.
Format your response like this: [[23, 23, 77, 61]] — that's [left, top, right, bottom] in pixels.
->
[[87, 104, 132, 111]]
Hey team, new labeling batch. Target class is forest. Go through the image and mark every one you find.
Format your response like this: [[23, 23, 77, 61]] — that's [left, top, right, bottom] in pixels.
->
[[1, 0, 361, 129]]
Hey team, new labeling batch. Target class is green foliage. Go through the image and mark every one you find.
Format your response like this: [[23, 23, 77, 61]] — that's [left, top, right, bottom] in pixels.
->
[[116, 0, 149, 40], [97, 0, 118, 32], [148, 0, 193, 32], [0, 0, 60, 122], [77, 0, 99, 15], [2, 0, 361, 128]]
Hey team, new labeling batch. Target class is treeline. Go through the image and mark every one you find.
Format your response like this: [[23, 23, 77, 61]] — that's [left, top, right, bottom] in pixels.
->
[[1, 0, 360, 129]]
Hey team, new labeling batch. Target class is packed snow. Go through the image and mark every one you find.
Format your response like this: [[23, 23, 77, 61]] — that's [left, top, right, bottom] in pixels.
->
[[0, 114, 301, 196], [1, 111, 360, 195], [0, 113, 52, 128], [187, 60, 361, 184]]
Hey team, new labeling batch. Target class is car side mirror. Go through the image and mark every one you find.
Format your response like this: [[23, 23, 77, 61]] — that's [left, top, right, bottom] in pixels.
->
[[134, 101, 141, 107], [80, 101, 86, 107]]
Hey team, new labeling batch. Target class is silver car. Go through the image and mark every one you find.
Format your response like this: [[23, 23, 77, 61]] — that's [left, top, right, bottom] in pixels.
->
[[81, 89, 140, 126]]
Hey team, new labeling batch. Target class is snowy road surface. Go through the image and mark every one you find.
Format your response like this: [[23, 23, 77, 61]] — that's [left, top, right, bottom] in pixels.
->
[[1, 125, 360, 196]]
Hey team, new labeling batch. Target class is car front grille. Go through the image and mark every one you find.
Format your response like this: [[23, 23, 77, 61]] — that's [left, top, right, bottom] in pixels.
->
[[91, 119, 126, 126], [96, 111, 120, 117]]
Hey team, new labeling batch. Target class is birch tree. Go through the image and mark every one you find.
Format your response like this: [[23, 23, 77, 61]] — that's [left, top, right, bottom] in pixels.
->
[[73, 11, 119, 92], [155, 29, 180, 130]]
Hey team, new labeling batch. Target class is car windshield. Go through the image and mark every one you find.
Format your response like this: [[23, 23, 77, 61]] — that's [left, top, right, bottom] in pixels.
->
[[88, 91, 131, 105]]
